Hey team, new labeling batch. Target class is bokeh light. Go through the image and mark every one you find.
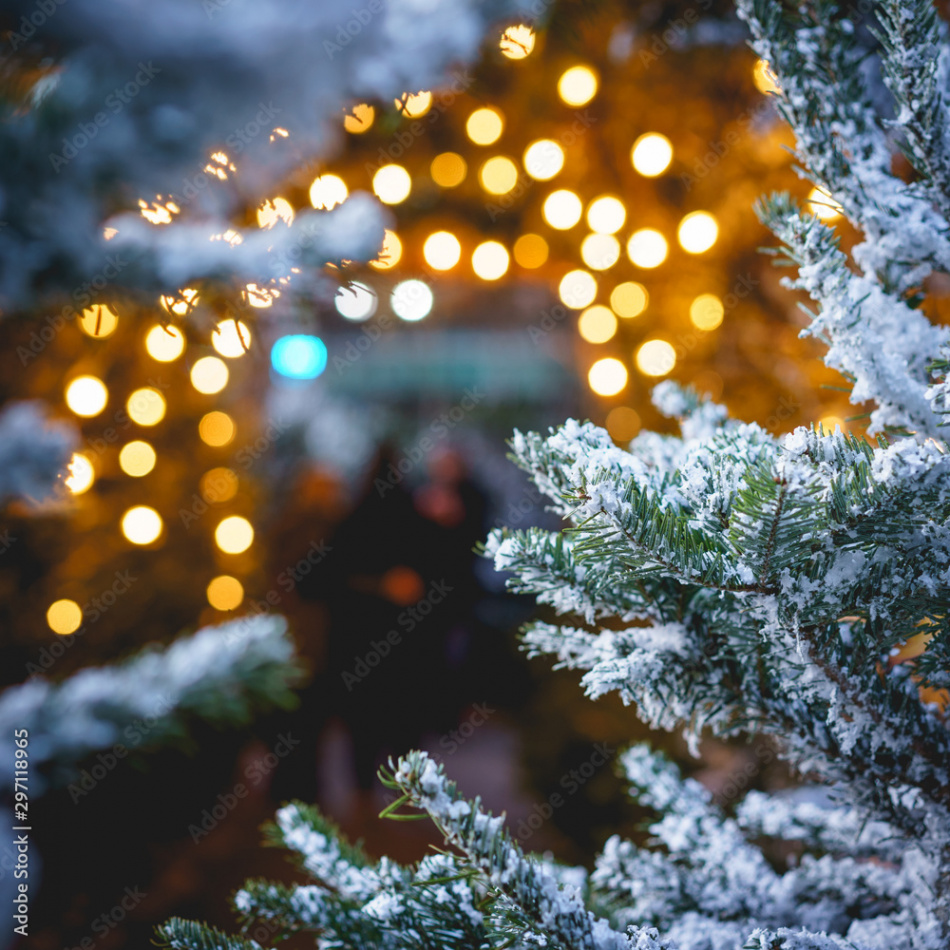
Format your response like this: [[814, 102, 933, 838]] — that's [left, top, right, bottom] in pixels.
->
[[391, 280, 434, 321], [581, 233, 621, 270], [610, 282, 648, 318], [212, 320, 252, 358], [121, 505, 163, 545], [430, 152, 467, 187], [677, 211, 719, 253], [586, 196, 626, 234], [309, 174, 348, 210], [395, 90, 432, 118], [523, 139, 564, 181], [370, 230, 402, 270], [558, 65, 598, 106], [423, 232, 462, 271], [631, 133, 673, 177], [127, 387, 166, 426], [627, 229, 668, 268], [558, 269, 597, 309], [807, 186, 841, 221], [119, 440, 156, 476], [500, 24, 535, 59], [588, 358, 628, 396], [479, 156, 519, 194], [466, 107, 504, 145], [159, 288, 199, 317], [199, 411, 236, 446], [343, 103, 375, 133], [513, 233, 549, 268], [65, 376, 108, 417], [753, 59, 780, 95], [335, 282, 378, 320], [79, 304, 118, 338], [145, 324, 186, 362], [373, 164, 412, 205], [256, 197, 295, 229], [244, 284, 279, 309], [190, 357, 229, 394], [207, 575, 244, 610], [47, 599, 82, 635], [200, 467, 239, 503], [690, 294, 725, 330], [606, 406, 641, 442], [636, 339, 677, 377], [543, 189, 582, 229], [215, 515, 254, 554], [65, 453, 95, 494], [578, 306, 618, 343], [472, 241, 510, 280], [271, 335, 328, 379]]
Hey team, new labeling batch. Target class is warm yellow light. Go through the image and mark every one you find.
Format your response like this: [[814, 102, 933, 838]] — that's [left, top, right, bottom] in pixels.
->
[[466, 107, 504, 146], [200, 467, 239, 503], [47, 599, 82, 635], [558, 65, 598, 106], [472, 241, 510, 281], [581, 233, 621, 271], [199, 411, 235, 447], [244, 283, 279, 309], [542, 189, 582, 230], [423, 231, 462, 271], [479, 156, 519, 195], [373, 164, 412, 205], [119, 440, 156, 477], [523, 139, 564, 181], [690, 294, 725, 331], [212, 319, 252, 358], [344, 103, 375, 133], [627, 229, 668, 268], [678, 211, 719, 253], [753, 58, 780, 95], [370, 230, 403, 270], [588, 358, 628, 396], [127, 387, 166, 426], [807, 186, 841, 221], [430, 152, 467, 187], [159, 288, 199, 317], [65, 453, 95, 494], [78, 304, 118, 338], [631, 133, 673, 177], [256, 197, 295, 229], [500, 23, 535, 59], [819, 415, 846, 433], [309, 174, 348, 210], [395, 90, 432, 118], [636, 339, 677, 377], [578, 305, 618, 344], [191, 356, 229, 394], [606, 406, 640, 442], [121, 505, 163, 545], [215, 515, 254, 554], [65, 376, 107, 417], [513, 233, 549, 269], [586, 196, 626, 235], [559, 269, 598, 309], [207, 575, 244, 610], [610, 282, 648, 318], [145, 324, 185, 362]]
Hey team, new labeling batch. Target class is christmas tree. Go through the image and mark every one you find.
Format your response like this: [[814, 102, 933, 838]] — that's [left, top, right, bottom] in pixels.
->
[[159, 0, 950, 948]]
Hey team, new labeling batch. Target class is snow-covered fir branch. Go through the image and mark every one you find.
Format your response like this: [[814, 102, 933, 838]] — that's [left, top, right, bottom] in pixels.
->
[[0, 401, 76, 504]]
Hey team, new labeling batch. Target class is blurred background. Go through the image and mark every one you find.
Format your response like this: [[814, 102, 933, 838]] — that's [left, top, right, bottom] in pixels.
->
[[0, 0, 890, 946]]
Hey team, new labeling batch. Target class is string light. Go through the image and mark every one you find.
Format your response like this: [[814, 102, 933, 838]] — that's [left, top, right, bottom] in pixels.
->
[[479, 156, 519, 195], [580, 233, 621, 271], [271, 335, 327, 379], [558, 269, 597, 309], [159, 288, 199, 317], [334, 282, 378, 320], [391, 280, 433, 321], [309, 174, 348, 210], [466, 107, 504, 145], [690, 294, 725, 330], [370, 230, 402, 270], [807, 186, 841, 221], [514, 233, 549, 268], [119, 440, 156, 476], [753, 59, 780, 95], [631, 133, 673, 177], [78, 304, 118, 338], [523, 139, 564, 181], [200, 468, 239, 503], [145, 324, 185, 362], [215, 515, 254, 554], [558, 65, 598, 106], [212, 320, 252, 358], [499, 24, 535, 59], [373, 164, 412, 205], [606, 406, 640, 442], [207, 575, 244, 610], [627, 229, 668, 268], [199, 411, 235, 446], [472, 241, 510, 280], [256, 197, 295, 229], [577, 306, 618, 343], [395, 91, 432, 118], [121, 505, 163, 545], [430, 152, 467, 187], [636, 339, 677, 377], [610, 282, 648, 318], [588, 358, 628, 396], [65, 453, 95, 494], [127, 387, 166, 426], [586, 196, 626, 234], [244, 284, 279, 308], [191, 356, 229, 394], [542, 189, 582, 229], [47, 599, 83, 635], [65, 376, 108, 417], [677, 211, 719, 253], [343, 103, 375, 133], [423, 232, 462, 271]]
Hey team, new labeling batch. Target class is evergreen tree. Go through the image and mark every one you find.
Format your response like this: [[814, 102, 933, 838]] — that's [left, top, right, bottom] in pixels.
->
[[160, 0, 950, 948]]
